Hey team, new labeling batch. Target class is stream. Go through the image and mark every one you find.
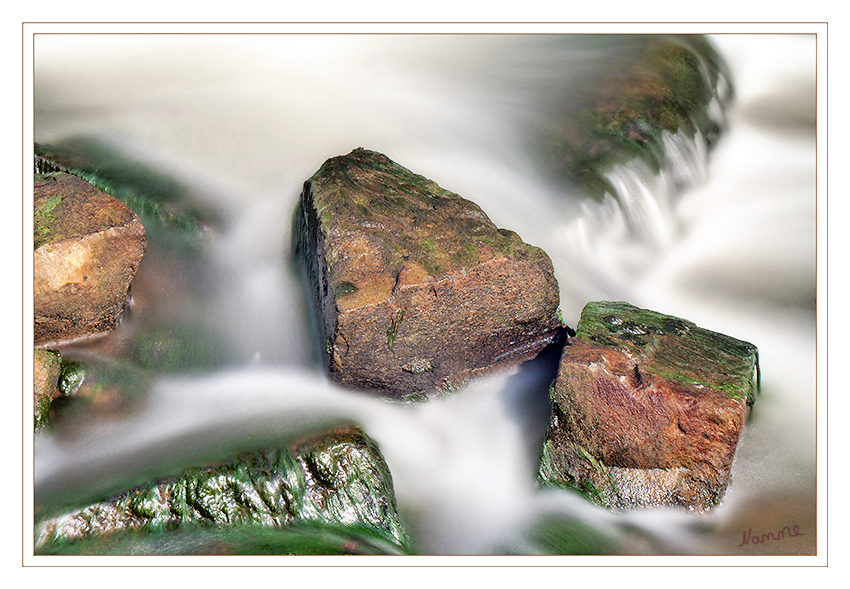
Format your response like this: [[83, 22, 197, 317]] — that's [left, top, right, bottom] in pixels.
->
[[31, 32, 818, 557]]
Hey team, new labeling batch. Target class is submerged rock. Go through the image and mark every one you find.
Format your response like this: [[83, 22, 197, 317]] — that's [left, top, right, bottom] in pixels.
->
[[539, 301, 759, 510], [293, 148, 563, 398], [34, 173, 146, 346], [46, 355, 151, 431], [35, 425, 410, 554], [539, 35, 733, 201]]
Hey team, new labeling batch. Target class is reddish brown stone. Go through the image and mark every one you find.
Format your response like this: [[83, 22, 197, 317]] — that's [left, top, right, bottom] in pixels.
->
[[293, 149, 562, 398], [540, 301, 758, 510], [34, 173, 146, 346]]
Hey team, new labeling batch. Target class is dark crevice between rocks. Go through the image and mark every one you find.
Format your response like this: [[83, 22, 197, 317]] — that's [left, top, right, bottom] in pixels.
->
[[500, 326, 570, 475]]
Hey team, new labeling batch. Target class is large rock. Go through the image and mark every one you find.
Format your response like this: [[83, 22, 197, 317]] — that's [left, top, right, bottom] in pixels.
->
[[34, 173, 146, 346], [293, 148, 563, 398], [35, 426, 410, 554], [539, 301, 759, 510]]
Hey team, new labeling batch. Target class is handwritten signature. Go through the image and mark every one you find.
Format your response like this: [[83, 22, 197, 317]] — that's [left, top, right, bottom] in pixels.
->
[[739, 524, 805, 546]]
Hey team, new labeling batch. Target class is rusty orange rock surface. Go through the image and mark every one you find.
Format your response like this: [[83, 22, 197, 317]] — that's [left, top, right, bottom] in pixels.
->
[[540, 301, 759, 510], [34, 173, 146, 346]]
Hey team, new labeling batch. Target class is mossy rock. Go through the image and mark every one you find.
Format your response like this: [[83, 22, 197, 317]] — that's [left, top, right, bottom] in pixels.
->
[[293, 148, 564, 398], [540, 301, 759, 511], [538, 35, 733, 201], [33, 349, 62, 432], [35, 425, 410, 555]]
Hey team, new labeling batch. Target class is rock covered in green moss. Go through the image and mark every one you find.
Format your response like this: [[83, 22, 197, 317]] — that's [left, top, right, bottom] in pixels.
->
[[293, 148, 563, 398], [540, 301, 759, 510], [539, 35, 733, 200], [34, 173, 146, 346], [35, 426, 410, 554], [33, 349, 62, 432]]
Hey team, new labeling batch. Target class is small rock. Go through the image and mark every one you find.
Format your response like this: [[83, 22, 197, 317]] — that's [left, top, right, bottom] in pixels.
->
[[293, 148, 562, 398], [33, 349, 62, 431], [540, 301, 759, 510], [34, 173, 146, 346]]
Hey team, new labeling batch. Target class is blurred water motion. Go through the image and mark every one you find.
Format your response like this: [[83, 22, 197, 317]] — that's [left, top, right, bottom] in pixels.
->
[[32, 33, 817, 556]]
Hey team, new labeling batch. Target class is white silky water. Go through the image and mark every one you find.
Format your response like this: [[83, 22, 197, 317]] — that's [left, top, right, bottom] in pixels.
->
[[31, 33, 818, 557]]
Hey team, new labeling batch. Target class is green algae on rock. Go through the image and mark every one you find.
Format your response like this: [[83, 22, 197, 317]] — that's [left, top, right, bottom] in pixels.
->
[[540, 301, 759, 511], [575, 301, 759, 405], [34, 173, 147, 346], [33, 349, 62, 432], [538, 35, 733, 201], [35, 425, 410, 555], [293, 148, 563, 398], [34, 521, 411, 556]]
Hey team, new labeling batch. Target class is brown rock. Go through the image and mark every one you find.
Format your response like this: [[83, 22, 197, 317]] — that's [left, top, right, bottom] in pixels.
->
[[293, 148, 562, 398], [34, 173, 146, 346], [540, 301, 759, 510]]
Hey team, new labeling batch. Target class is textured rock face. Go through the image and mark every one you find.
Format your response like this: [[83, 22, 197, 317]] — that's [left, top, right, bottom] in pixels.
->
[[35, 426, 409, 554], [540, 301, 759, 510], [293, 148, 562, 398], [34, 173, 146, 346]]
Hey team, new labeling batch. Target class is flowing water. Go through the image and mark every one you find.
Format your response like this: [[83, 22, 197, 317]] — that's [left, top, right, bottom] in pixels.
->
[[31, 33, 818, 557]]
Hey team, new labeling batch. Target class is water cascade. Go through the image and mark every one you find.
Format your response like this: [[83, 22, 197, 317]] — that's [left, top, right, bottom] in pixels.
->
[[31, 33, 817, 556]]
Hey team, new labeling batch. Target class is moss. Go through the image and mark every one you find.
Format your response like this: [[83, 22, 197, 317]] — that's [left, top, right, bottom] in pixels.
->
[[33, 189, 64, 249], [536, 35, 733, 201], [305, 148, 546, 284], [575, 301, 759, 405], [333, 281, 359, 298], [58, 359, 86, 397], [36, 426, 410, 554], [33, 349, 62, 432]]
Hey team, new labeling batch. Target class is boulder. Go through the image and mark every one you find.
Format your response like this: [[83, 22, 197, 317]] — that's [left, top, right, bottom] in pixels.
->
[[293, 148, 563, 398], [34, 173, 146, 346], [35, 425, 410, 554], [539, 301, 759, 510], [33, 349, 62, 431]]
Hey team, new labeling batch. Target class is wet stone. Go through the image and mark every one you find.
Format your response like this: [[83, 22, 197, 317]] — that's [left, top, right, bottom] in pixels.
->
[[539, 301, 759, 511], [35, 425, 410, 554], [33, 349, 62, 432], [292, 148, 563, 398], [34, 173, 146, 346]]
